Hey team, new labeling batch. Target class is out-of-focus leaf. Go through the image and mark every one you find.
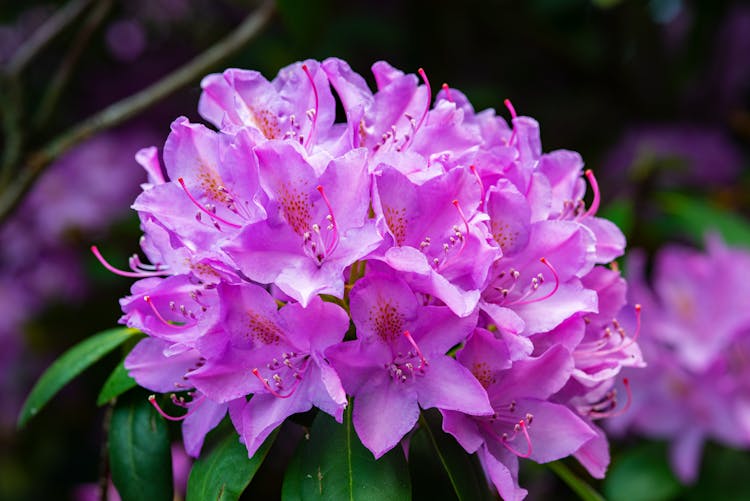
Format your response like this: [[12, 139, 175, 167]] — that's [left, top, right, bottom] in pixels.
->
[[186, 428, 277, 501], [685, 444, 750, 501], [604, 442, 682, 501], [109, 392, 173, 501], [658, 192, 750, 247], [410, 409, 492, 501], [282, 406, 411, 500], [591, 0, 623, 8], [97, 359, 137, 406], [17, 327, 140, 428], [598, 199, 635, 239], [547, 460, 606, 501]]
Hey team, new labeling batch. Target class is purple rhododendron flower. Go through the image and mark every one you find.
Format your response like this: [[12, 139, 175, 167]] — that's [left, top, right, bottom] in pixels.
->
[[609, 237, 750, 483], [102, 57, 639, 500]]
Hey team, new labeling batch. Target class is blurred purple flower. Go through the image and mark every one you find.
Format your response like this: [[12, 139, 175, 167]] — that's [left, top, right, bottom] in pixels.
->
[[603, 124, 744, 187], [610, 237, 750, 482]]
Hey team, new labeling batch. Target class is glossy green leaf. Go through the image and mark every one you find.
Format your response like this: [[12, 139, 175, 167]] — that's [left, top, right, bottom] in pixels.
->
[[97, 359, 137, 406], [410, 409, 492, 501], [604, 442, 681, 501], [658, 192, 750, 247], [282, 406, 411, 500], [186, 428, 278, 501], [109, 392, 173, 501], [17, 327, 140, 428]]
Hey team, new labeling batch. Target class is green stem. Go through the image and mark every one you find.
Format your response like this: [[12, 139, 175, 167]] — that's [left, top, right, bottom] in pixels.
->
[[33, 0, 114, 130], [4, 0, 94, 78], [547, 460, 606, 501], [0, 0, 275, 225], [0, 77, 23, 187]]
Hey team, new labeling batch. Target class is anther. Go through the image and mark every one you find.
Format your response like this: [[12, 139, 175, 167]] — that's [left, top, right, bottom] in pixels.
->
[[441, 83, 454, 103], [144, 296, 184, 329], [177, 178, 241, 229], [403, 330, 428, 369], [316, 185, 340, 255], [501, 418, 533, 458], [251, 368, 295, 399], [587, 378, 632, 419], [148, 394, 202, 421]]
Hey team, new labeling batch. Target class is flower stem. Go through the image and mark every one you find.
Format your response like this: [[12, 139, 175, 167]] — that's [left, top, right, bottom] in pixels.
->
[[0, 0, 276, 225]]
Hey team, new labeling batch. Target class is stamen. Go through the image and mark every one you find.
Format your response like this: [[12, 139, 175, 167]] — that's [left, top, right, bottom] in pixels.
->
[[128, 254, 164, 272], [469, 165, 485, 207], [177, 178, 241, 229], [504, 98, 517, 145], [587, 378, 632, 419], [581, 169, 600, 218], [441, 83, 454, 103], [578, 304, 642, 356], [301, 64, 319, 150], [316, 185, 339, 255], [144, 296, 184, 329], [251, 368, 296, 399], [91, 246, 168, 278], [414, 68, 432, 135], [403, 331, 428, 369], [501, 419, 533, 458], [452, 199, 470, 241], [148, 394, 202, 421], [506, 257, 560, 306]]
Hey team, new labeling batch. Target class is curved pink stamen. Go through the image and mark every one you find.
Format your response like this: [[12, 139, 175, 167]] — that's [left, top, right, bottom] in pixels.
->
[[507, 257, 560, 307], [579, 304, 642, 357], [501, 419, 533, 458], [301, 64, 319, 150], [148, 394, 203, 421], [582, 169, 600, 218], [469, 165, 486, 207], [128, 254, 163, 272], [252, 368, 297, 399], [414, 67, 431, 135], [452, 199, 470, 241], [316, 185, 340, 255], [441, 83, 454, 103], [403, 331, 428, 369], [91, 246, 168, 278], [588, 378, 632, 419], [504, 98, 517, 145], [144, 296, 184, 329], [503, 98, 517, 119], [177, 178, 241, 229]]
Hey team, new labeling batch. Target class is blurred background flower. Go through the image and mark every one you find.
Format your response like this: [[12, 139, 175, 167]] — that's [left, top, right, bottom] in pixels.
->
[[1, 1, 748, 500]]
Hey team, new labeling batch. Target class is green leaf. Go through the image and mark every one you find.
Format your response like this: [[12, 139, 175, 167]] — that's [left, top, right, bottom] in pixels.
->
[[410, 409, 492, 501], [187, 428, 278, 501], [658, 192, 750, 247], [109, 392, 173, 501], [97, 359, 137, 406], [17, 327, 140, 428], [547, 460, 606, 501], [282, 406, 411, 500], [604, 442, 681, 501]]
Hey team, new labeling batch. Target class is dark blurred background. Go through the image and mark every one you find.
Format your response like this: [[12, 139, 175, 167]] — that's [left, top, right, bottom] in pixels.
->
[[1, 0, 748, 499]]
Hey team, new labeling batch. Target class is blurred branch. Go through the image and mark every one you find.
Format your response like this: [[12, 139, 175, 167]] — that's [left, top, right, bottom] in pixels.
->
[[33, 0, 115, 129], [4, 0, 95, 78], [0, 78, 23, 186], [0, 0, 276, 225]]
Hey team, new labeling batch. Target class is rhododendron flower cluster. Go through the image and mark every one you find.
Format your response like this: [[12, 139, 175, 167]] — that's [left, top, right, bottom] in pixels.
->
[[99, 58, 642, 500], [610, 237, 750, 483]]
